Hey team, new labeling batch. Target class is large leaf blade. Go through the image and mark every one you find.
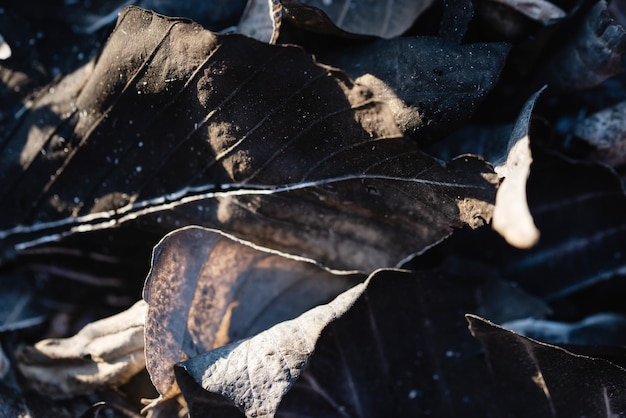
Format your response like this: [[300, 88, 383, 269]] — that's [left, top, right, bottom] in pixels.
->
[[0, 6, 497, 271]]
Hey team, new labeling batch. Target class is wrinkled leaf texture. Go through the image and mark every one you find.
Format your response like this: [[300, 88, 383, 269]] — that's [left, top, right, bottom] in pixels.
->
[[172, 267, 555, 417], [0, 6, 497, 271], [143, 226, 362, 402]]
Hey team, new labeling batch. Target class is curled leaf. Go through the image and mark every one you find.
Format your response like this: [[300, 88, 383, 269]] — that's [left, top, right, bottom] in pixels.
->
[[15, 301, 146, 398], [492, 89, 544, 249], [537, 0, 626, 92], [0, 34, 10, 60]]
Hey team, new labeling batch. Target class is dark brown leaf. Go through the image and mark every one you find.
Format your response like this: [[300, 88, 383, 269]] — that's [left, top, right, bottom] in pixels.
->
[[535, 0, 626, 92], [0, 7, 497, 271]]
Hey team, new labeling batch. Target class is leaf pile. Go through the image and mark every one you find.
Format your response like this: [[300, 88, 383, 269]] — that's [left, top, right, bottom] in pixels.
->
[[0, 1, 625, 417]]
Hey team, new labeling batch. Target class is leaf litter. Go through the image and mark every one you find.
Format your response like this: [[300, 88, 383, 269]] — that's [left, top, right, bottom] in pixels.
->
[[0, 0, 625, 417]]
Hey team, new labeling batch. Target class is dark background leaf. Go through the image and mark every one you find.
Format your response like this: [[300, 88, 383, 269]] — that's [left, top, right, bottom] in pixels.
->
[[316, 37, 509, 143], [468, 314, 626, 418], [410, 148, 626, 311], [281, 0, 435, 39]]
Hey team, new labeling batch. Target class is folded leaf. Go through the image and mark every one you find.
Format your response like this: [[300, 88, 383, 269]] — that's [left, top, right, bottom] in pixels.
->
[[492, 88, 543, 248]]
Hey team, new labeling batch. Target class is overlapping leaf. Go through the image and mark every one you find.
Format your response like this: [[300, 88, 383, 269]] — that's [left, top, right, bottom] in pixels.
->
[[142, 226, 362, 403], [468, 314, 626, 417], [0, 6, 497, 272], [173, 268, 550, 417], [413, 149, 626, 302]]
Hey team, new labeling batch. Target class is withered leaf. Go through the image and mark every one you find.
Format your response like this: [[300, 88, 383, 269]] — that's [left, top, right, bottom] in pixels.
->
[[0, 6, 497, 272], [16, 300, 146, 398], [143, 226, 362, 403], [468, 314, 626, 417], [280, 0, 435, 39]]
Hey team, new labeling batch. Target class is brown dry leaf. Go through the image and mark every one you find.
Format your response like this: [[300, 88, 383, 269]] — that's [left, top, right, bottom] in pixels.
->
[[142, 226, 362, 405], [15, 301, 146, 398], [0, 7, 498, 272]]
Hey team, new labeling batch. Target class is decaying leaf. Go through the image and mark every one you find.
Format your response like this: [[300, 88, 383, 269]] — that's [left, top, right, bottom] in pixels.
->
[[468, 314, 626, 417], [492, 89, 543, 249], [573, 100, 626, 167], [0, 6, 497, 272], [318, 37, 509, 142], [16, 300, 146, 398], [143, 226, 362, 404], [281, 0, 434, 39]]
